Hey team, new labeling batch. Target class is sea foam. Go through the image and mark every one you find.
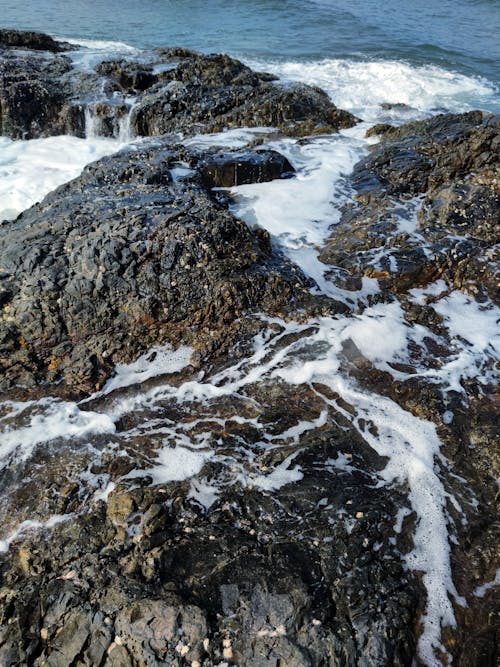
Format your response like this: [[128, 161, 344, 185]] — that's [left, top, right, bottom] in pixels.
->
[[245, 57, 499, 120], [0, 135, 124, 221]]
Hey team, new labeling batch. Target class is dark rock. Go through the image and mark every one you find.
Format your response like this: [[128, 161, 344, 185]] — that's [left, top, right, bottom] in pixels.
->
[[0, 50, 75, 138], [1, 42, 356, 141], [131, 55, 357, 138], [96, 60, 159, 94], [380, 102, 412, 111], [0, 143, 310, 393], [321, 111, 500, 301], [0, 29, 72, 52], [0, 384, 419, 666], [199, 149, 295, 188]]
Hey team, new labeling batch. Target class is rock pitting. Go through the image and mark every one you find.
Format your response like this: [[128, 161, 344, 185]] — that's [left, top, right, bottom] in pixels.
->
[[0, 30, 498, 667]]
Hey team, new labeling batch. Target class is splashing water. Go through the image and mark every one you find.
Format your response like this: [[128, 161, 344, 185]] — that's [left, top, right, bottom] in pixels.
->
[[0, 39, 498, 667]]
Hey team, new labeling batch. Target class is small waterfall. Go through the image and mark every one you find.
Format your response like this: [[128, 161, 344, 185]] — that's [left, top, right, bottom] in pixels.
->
[[84, 105, 99, 139], [84, 97, 136, 142], [118, 101, 136, 143]]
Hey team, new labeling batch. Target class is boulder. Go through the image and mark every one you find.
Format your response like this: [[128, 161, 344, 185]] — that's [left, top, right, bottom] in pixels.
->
[[0, 34, 357, 141], [320, 111, 500, 301], [131, 54, 357, 138], [0, 29, 73, 52], [0, 50, 76, 138], [0, 143, 310, 393], [199, 149, 295, 188]]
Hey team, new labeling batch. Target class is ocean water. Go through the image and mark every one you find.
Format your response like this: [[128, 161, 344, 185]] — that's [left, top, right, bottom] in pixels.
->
[[2, 0, 499, 83], [1, 3, 499, 665]]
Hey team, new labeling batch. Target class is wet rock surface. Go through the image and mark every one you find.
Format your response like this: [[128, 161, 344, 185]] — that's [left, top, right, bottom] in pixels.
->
[[0, 49, 77, 139], [0, 30, 357, 141], [0, 142, 311, 394], [130, 53, 357, 138], [320, 111, 500, 302], [0, 384, 419, 667], [0, 29, 73, 53], [0, 30, 498, 667], [199, 149, 295, 188]]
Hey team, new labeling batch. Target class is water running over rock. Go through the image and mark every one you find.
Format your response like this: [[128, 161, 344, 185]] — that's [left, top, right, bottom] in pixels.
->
[[0, 30, 498, 667]]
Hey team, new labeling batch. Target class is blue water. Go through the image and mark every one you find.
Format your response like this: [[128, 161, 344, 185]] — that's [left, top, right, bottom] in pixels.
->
[[1, 0, 499, 84]]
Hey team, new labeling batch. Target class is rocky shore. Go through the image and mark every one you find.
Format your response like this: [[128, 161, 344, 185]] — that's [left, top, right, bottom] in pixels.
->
[[0, 31, 498, 667]]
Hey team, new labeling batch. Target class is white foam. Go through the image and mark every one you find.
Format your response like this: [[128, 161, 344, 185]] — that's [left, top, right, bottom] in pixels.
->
[[410, 279, 449, 305], [0, 514, 72, 553], [0, 135, 123, 220], [101, 345, 193, 394], [183, 127, 274, 150], [267, 411, 328, 444], [60, 36, 140, 53], [325, 452, 356, 474], [246, 57, 498, 122], [250, 451, 304, 492], [0, 401, 116, 468], [254, 321, 465, 665], [56, 36, 140, 72], [228, 130, 379, 304], [188, 478, 219, 510], [433, 291, 500, 355], [145, 444, 212, 485], [342, 301, 409, 368], [93, 481, 116, 503], [474, 568, 500, 598], [231, 134, 361, 248], [409, 286, 500, 393]]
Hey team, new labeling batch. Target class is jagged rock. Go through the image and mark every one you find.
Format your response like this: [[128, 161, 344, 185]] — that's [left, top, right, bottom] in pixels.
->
[[0, 386, 419, 666], [95, 60, 158, 94], [131, 54, 357, 138], [0, 29, 72, 52], [321, 111, 500, 301], [0, 31, 357, 141], [0, 49, 76, 138], [0, 143, 310, 393]]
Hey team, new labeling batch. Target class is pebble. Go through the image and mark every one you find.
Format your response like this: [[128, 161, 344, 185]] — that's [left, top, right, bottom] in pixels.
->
[[223, 647, 233, 660], [175, 642, 190, 657]]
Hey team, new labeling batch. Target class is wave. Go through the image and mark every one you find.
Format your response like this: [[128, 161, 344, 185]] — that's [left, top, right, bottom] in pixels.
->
[[55, 35, 140, 53], [0, 136, 123, 221], [246, 57, 499, 120]]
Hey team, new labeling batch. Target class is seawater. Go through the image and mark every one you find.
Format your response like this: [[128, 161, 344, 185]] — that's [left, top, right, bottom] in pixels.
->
[[2, 0, 499, 84], [0, 3, 499, 666]]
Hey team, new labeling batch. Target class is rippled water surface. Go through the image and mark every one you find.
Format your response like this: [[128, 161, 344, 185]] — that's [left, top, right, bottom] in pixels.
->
[[1, 0, 499, 82]]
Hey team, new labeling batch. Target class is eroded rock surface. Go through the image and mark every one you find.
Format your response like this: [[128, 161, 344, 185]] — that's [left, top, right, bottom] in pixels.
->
[[0, 30, 357, 140], [0, 143, 310, 393], [130, 53, 357, 138], [321, 111, 500, 302], [0, 382, 419, 667], [0, 33, 498, 667]]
